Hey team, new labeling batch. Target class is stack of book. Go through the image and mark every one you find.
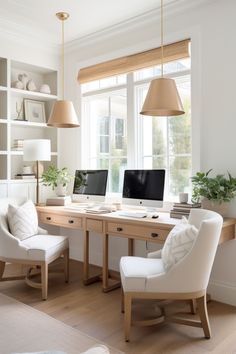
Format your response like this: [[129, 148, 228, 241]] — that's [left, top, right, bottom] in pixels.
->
[[12, 139, 24, 151], [170, 202, 201, 219], [46, 196, 72, 206], [15, 173, 35, 179]]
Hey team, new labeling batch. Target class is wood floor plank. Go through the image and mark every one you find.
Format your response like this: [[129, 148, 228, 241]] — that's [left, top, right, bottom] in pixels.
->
[[1, 260, 236, 354]]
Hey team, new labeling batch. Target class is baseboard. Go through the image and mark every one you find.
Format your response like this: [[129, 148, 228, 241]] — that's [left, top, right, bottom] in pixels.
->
[[208, 280, 236, 306]]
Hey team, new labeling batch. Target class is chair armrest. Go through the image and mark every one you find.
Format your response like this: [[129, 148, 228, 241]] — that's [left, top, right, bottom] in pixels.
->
[[38, 226, 48, 235], [147, 249, 162, 259]]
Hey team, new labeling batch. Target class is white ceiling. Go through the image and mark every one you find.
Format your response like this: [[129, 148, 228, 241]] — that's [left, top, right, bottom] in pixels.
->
[[0, 0, 180, 44]]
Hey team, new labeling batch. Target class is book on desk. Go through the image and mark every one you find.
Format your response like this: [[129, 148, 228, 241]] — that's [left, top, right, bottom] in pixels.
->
[[46, 196, 72, 206]]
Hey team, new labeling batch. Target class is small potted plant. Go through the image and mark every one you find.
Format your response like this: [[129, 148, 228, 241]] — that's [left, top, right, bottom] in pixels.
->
[[191, 169, 236, 215], [42, 166, 72, 196]]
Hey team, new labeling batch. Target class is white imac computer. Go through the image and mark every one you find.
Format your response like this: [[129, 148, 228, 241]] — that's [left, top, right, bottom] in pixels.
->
[[72, 170, 108, 203], [122, 169, 165, 209]]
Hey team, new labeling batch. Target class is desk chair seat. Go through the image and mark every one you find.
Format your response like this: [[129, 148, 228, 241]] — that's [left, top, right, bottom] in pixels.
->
[[21, 234, 68, 261], [120, 209, 223, 341], [120, 257, 164, 292], [0, 198, 69, 300]]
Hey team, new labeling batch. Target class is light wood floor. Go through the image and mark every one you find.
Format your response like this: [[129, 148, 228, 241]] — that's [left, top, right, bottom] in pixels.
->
[[1, 260, 236, 354]]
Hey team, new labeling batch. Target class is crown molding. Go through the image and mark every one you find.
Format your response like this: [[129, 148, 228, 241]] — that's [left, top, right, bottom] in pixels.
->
[[65, 0, 215, 52], [0, 0, 215, 53]]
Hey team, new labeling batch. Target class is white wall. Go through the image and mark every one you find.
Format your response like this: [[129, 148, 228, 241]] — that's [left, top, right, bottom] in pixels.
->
[[60, 0, 236, 305], [0, 31, 59, 70]]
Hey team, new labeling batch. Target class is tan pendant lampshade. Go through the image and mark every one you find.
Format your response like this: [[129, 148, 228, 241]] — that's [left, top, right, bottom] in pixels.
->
[[140, 0, 184, 117], [48, 100, 79, 127], [48, 12, 80, 128], [140, 77, 184, 116]]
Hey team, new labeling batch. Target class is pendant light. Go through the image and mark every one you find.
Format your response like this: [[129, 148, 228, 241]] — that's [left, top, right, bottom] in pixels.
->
[[140, 0, 185, 116], [48, 12, 80, 128]]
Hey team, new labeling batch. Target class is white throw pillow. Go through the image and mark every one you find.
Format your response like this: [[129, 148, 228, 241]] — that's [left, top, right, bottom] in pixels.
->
[[161, 222, 198, 271], [8, 200, 38, 241]]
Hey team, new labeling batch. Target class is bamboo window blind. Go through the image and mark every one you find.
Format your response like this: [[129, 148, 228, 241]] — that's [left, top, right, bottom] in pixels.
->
[[78, 39, 190, 84]]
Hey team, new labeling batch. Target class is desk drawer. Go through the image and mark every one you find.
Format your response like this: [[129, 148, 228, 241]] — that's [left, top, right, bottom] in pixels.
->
[[39, 213, 82, 229], [86, 219, 103, 233], [107, 222, 169, 241]]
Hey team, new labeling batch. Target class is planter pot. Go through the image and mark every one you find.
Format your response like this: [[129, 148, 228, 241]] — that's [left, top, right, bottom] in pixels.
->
[[55, 184, 67, 197], [201, 198, 229, 216]]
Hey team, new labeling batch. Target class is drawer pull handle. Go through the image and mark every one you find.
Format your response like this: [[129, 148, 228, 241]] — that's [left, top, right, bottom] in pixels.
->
[[151, 232, 159, 238], [117, 227, 123, 232], [46, 217, 51, 221], [68, 220, 74, 224]]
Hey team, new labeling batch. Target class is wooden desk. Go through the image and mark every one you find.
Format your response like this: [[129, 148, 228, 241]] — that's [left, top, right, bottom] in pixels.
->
[[37, 206, 236, 292]]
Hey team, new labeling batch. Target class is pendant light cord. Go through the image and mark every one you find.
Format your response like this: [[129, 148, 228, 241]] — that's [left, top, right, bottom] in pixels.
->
[[161, 0, 164, 77], [62, 18, 65, 100]]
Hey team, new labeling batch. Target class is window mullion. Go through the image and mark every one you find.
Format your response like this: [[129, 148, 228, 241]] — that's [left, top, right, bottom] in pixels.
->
[[126, 72, 136, 168]]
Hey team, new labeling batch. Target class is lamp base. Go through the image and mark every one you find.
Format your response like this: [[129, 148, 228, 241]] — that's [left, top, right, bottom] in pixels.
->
[[33, 161, 44, 178]]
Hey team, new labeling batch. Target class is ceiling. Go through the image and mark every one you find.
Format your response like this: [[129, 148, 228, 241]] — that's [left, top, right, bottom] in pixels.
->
[[0, 0, 180, 45]]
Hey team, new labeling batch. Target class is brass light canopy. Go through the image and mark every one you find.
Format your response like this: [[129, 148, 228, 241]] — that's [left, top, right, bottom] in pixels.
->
[[47, 12, 80, 128], [140, 0, 185, 117]]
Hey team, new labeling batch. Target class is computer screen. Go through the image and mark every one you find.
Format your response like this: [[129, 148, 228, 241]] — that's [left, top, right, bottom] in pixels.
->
[[122, 169, 165, 208], [73, 170, 108, 202]]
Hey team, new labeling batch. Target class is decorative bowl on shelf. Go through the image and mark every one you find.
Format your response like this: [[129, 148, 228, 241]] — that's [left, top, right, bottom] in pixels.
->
[[40, 84, 51, 94]]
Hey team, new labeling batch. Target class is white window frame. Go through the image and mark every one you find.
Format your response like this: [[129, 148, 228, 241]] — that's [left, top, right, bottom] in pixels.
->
[[81, 63, 195, 200]]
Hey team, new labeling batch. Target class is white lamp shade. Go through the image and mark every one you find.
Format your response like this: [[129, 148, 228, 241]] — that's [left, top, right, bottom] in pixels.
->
[[23, 139, 51, 161]]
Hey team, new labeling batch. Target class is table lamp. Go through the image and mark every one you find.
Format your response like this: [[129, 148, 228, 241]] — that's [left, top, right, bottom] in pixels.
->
[[23, 139, 51, 205]]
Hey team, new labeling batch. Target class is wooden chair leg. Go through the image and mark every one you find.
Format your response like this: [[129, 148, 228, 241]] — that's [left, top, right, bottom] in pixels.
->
[[41, 262, 48, 301], [121, 287, 124, 313], [0, 261, 5, 280], [190, 299, 197, 314], [64, 249, 69, 283], [124, 293, 132, 342], [196, 294, 211, 339]]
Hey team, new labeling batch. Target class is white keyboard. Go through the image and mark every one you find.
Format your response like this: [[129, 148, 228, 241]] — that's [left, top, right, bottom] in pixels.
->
[[118, 211, 147, 218], [65, 203, 92, 210]]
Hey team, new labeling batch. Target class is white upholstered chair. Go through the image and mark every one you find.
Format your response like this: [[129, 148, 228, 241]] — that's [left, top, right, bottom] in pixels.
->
[[120, 209, 223, 341], [0, 198, 69, 300]]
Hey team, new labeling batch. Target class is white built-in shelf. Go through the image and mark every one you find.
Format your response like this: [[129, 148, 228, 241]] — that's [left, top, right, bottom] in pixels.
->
[[0, 86, 7, 91], [10, 150, 58, 156], [10, 88, 57, 101], [12, 179, 37, 183], [0, 56, 58, 182], [11, 120, 49, 128]]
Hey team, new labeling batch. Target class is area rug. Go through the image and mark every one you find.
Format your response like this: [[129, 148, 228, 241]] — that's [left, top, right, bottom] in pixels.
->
[[0, 293, 124, 354]]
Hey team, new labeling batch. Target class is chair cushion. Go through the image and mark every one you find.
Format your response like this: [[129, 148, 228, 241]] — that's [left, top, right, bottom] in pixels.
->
[[161, 222, 198, 272], [21, 234, 69, 261], [8, 200, 38, 241], [120, 256, 165, 292]]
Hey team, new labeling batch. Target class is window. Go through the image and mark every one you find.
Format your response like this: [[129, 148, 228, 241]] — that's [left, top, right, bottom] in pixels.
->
[[82, 57, 191, 200], [83, 89, 127, 193]]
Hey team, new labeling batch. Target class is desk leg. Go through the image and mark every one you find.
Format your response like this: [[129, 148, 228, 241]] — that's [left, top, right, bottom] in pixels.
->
[[103, 233, 109, 290], [102, 233, 121, 293], [128, 238, 134, 256], [83, 230, 101, 286]]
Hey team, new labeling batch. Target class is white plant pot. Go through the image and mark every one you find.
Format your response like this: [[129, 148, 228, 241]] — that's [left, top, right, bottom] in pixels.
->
[[201, 198, 229, 216], [55, 184, 67, 197]]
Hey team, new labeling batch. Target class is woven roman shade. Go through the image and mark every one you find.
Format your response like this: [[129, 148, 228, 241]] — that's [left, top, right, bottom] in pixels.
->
[[78, 39, 190, 84]]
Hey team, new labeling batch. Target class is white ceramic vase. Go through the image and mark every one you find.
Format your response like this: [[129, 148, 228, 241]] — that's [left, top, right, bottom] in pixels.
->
[[55, 184, 67, 197]]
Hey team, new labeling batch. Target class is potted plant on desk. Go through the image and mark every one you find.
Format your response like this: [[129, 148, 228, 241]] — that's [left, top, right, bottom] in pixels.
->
[[191, 169, 236, 216], [42, 165, 72, 196]]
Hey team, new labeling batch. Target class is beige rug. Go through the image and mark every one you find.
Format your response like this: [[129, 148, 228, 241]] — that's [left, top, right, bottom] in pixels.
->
[[0, 293, 124, 354]]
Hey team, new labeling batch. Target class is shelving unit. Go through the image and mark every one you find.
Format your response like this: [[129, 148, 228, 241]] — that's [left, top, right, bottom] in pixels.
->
[[0, 56, 58, 200]]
